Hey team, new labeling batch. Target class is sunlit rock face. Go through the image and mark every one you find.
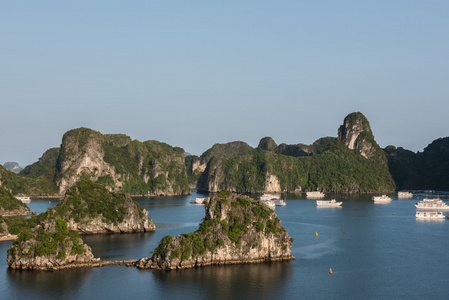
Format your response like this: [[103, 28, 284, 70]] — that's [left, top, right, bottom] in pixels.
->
[[338, 112, 378, 160], [55, 128, 190, 196], [137, 192, 294, 270]]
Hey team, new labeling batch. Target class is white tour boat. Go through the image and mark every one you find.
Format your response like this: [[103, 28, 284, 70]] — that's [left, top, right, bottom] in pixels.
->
[[306, 191, 325, 198], [415, 198, 449, 210], [372, 195, 392, 203], [415, 211, 445, 220], [258, 194, 279, 209], [274, 199, 287, 206], [190, 197, 207, 205], [316, 199, 342, 207], [15, 196, 31, 203], [397, 191, 413, 198], [259, 194, 280, 201]]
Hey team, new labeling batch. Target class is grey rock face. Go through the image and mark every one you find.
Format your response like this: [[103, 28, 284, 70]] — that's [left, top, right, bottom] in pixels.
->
[[138, 193, 294, 270]]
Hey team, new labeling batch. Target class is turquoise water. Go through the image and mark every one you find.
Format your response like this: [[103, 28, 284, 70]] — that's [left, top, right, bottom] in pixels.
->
[[1, 193, 449, 299]]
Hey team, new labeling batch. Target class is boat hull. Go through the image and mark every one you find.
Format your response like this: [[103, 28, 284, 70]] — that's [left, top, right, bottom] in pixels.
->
[[416, 212, 445, 219], [316, 200, 342, 207]]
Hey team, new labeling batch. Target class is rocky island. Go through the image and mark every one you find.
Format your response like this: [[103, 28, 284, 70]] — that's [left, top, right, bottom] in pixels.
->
[[38, 178, 156, 234], [189, 112, 395, 194], [136, 191, 294, 270], [6, 178, 155, 270], [7, 218, 98, 270], [2, 128, 191, 197]]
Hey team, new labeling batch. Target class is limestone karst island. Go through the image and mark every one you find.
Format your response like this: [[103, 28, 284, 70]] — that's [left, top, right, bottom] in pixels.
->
[[1, 111, 449, 272]]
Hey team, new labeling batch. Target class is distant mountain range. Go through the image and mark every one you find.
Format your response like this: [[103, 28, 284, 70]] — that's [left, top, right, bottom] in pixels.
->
[[1, 128, 190, 196], [1, 112, 448, 195], [2, 162, 22, 174], [187, 112, 396, 193]]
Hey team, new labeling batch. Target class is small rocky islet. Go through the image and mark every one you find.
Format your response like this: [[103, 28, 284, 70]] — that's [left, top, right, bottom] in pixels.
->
[[137, 191, 295, 270]]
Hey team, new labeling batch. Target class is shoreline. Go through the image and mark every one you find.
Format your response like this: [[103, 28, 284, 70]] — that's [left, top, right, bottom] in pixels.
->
[[0, 235, 17, 242]]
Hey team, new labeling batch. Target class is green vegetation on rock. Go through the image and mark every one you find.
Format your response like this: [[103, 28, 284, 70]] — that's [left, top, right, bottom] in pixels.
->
[[0, 186, 30, 213], [195, 112, 395, 194], [150, 192, 292, 267], [385, 137, 449, 190], [197, 139, 395, 193], [14, 127, 190, 196], [8, 218, 85, 260], [52, 178, 130, 224], [5, 179, 153, 239]]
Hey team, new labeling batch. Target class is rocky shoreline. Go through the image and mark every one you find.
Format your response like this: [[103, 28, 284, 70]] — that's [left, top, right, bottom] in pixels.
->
[[139, 192, 295, 271], [8, 258, 140, 271], [0, 210, 37, 217], [136, 255, 295, 270], [0, 234, 18, 241]]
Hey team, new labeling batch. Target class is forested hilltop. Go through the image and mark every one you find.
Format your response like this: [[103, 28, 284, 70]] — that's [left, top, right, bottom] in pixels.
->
[[1, 128, 190, 196], [384, 137, 449, 191], [187, 112, 396, 194], [2, 112, 420, 196]]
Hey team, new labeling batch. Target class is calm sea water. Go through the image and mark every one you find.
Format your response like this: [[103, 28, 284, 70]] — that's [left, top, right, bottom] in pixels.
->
[[1, 193, 449, 299]]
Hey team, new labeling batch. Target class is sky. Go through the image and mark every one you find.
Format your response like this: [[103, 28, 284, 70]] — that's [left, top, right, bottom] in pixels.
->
[[1, 1, 449, 167]]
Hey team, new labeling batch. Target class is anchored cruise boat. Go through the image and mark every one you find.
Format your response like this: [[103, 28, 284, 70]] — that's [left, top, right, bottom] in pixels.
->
[[397, 191, 413, 198], [316, 199, 342, 207], [259, 194, 280, 201], [190, 197, 208, 205], [258, 194, 278, 210], [15, 196, 31, 203], [306, 191, 325, 198], [372, 195, 392, 203], [415, 211, 445, 220], [415, 198, 449, 210]]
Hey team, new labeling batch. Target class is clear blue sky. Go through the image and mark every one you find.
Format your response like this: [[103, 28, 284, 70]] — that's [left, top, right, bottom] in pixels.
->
[[2, 1, 448, 167]]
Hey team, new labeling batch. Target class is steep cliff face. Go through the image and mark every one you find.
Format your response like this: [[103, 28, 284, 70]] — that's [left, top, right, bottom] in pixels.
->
[[21, 127, 190, 196], [0, 219, 11, 239], [264, 172, 282, 193], [196, 154, 288, 193], [57, 128, 119, 194], [47, 179, 155, 234], [195, 113, 395, 194], [338, 112, 382, 161], [137, 191, 294, 270], [7, 219, 98, 271]]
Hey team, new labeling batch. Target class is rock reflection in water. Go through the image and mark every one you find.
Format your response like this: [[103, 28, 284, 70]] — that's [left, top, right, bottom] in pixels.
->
[[6, 267, 92, 298], [152, 261, 292, 299], [83, 231, 157, 260]]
